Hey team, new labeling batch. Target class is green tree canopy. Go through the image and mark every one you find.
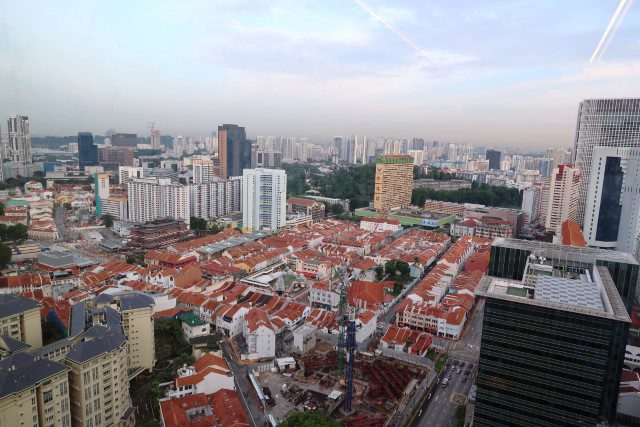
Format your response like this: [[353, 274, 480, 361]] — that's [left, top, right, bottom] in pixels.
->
[[0, 244, 12, 267], [102, 214, 114, 228], [280, 410, 340, 427], [412, 182, 522, 208]]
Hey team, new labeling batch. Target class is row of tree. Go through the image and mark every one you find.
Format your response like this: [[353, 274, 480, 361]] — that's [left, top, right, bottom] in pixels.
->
[[412, 181, 522, 208], [413, 165, 457, 181]]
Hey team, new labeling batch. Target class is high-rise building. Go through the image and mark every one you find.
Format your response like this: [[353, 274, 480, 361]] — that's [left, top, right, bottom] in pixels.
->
[[150, 123, 161, 149], [113, 132, 138, 147], [0, 353, 71, 427], [118, 165, 144, 185], [99, 146, 134, 167], [0, 294, 42, 348], [192, 157, 218, 183], [573, 98, 640, 224], [218, 124, 250, 179], [546, 147, 567, 170], [94, 173, 110, 216], [6, 114, 31, 164], [373, 155, 413, 211], [583, 147, 640, 256], [242, 168, 287, 232], [127, 178, 190, 223], [78, 132, 98, 169], [190, 178, 242, 220], [412, 138, 425, 151], [486, 149, 501, 170], [544, 165, 580, 233], [477, 238, 635, 426]]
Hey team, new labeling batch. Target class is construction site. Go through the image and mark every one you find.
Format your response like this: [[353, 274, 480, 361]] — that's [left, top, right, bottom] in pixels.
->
[[255, 339, 429, 426]]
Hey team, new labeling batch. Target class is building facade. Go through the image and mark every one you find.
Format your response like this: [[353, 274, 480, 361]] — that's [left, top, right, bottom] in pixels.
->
[[544, 165, 580, 234], [6, 114, 31, 164], [373, 155, 413, 211], [572, 98, 640, 224], [242, 168, 287, 232], [218, 124, 250, 179], [583, 146, 640, 256], [78, 132, 98, 169], [486, 149, 501, 170], [475, 263, 630, 426], [189, 178, 242, 220]]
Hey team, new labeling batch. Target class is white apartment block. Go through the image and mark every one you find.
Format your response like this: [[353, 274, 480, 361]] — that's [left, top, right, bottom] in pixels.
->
[[102, 196, 128, 220], [242, 168, 287, 232], [545, 165, 580, 233], [192, 157, 218, 184], [189, 178, 241, 220], [118, 166, 144, 185], [127, 178, 190, 223], [6, 114, 31, 164]]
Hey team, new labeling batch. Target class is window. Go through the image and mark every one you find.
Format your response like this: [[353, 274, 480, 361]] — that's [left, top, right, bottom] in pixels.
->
[[83, 372, 91, 383], [93, 384, 99, 396], [43, 390, 53, 404], [59, 382, 68, 395]]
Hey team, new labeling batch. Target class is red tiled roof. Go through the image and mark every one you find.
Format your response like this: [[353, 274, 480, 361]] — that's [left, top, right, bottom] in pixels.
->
[[561, 220, 587, 247]]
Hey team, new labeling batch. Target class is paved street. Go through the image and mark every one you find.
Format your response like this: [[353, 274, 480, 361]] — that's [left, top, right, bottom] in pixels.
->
[[413, 299, 485, 427], [54, 205, 74, 242], [220, 340, 268, 427]]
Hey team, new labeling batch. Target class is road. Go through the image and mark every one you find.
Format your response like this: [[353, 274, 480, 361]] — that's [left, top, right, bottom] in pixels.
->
[[413, 299, 485, 427], [220, 340, 269, 427], [53, 205, 74, 242]]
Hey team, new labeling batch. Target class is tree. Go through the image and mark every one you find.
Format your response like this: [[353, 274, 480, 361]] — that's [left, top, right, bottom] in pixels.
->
[[0, 244, 11, 267], [375, 265, 384, 282], [189, 216, 207, 231], [280, 410, 340, 427], [396, 260, 411, 280], [393, 280, 403, 295], [330, 203, 344, 215], [385, 259, 397, 277], [82, 185, 92, 192], [102, 214, 114, 228], [0, 202, 4, 216]]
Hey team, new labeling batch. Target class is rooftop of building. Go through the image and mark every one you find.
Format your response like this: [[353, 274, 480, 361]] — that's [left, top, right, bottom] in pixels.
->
[[0, 294, 40, 319], [0, 352, 69, 399], [492, 237, 639, 265], [477, 265, 630, 322]]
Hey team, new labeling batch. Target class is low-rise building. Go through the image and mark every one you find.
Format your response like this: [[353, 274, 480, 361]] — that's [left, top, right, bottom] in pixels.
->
[[287, 197, 326, 223], [168, 354, 234, 399], [243, 308, 276, 359], [180, 312, 211, 339]]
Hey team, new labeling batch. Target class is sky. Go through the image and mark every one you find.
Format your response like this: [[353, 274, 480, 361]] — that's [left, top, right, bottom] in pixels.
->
[[0, 0, 639, 148]]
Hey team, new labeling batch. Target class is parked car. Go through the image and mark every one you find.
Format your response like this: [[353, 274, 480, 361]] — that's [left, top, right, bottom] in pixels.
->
[[462, 376, 468, 383]]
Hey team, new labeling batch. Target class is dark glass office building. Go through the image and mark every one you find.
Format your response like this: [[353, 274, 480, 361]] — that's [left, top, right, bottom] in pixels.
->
[[218, 124, 251, 179], [78, 132, 98, 169], [475, 265, 630, 426], [486, 149, 502, 170]]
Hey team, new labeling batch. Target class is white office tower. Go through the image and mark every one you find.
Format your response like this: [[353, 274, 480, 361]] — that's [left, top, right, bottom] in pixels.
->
[[573, 98, 640, 224], [7, 114, 32, 163], [151, 124, 161, 149], [583, 147, 640, 255], [545, 165, 581, 233], [192, 157, 217, 183], [408, 150, 424, 166], [119, 166, 144, 185], [521, 182, 545, 224], [190, 177, 241, 220], [127, 178, 190, 223], [242, 168, 287, 232]]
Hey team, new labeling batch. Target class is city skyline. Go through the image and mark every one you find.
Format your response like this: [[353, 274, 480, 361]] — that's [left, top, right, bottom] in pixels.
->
[[1, 1, 639, 147]]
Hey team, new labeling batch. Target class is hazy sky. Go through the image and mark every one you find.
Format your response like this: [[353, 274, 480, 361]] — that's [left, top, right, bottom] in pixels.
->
[[1, 0, 639, 147]]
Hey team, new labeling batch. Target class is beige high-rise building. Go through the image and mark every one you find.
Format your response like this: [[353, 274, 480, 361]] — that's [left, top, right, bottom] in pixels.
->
[[545, 165, 581, 233], [0, 294, 42, 348], [0, 353, 71, 427], [94, 293, 156, 374], [65, 326, 134, 427], [374, 155, 414, 211]]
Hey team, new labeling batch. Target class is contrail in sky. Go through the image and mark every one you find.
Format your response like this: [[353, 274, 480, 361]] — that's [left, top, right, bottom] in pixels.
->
[[590, 0, 634, 63], [353, 0, 440, 67]]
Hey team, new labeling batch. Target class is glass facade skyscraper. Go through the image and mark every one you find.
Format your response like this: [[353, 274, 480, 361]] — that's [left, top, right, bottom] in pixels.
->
[[78, 132, 98, 169], [218, 124, 251, 179], [572, 98, 640, 225]]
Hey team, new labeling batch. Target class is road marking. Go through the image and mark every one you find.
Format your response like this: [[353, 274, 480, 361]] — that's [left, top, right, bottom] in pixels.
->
[[449, 392, 467, 406]]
